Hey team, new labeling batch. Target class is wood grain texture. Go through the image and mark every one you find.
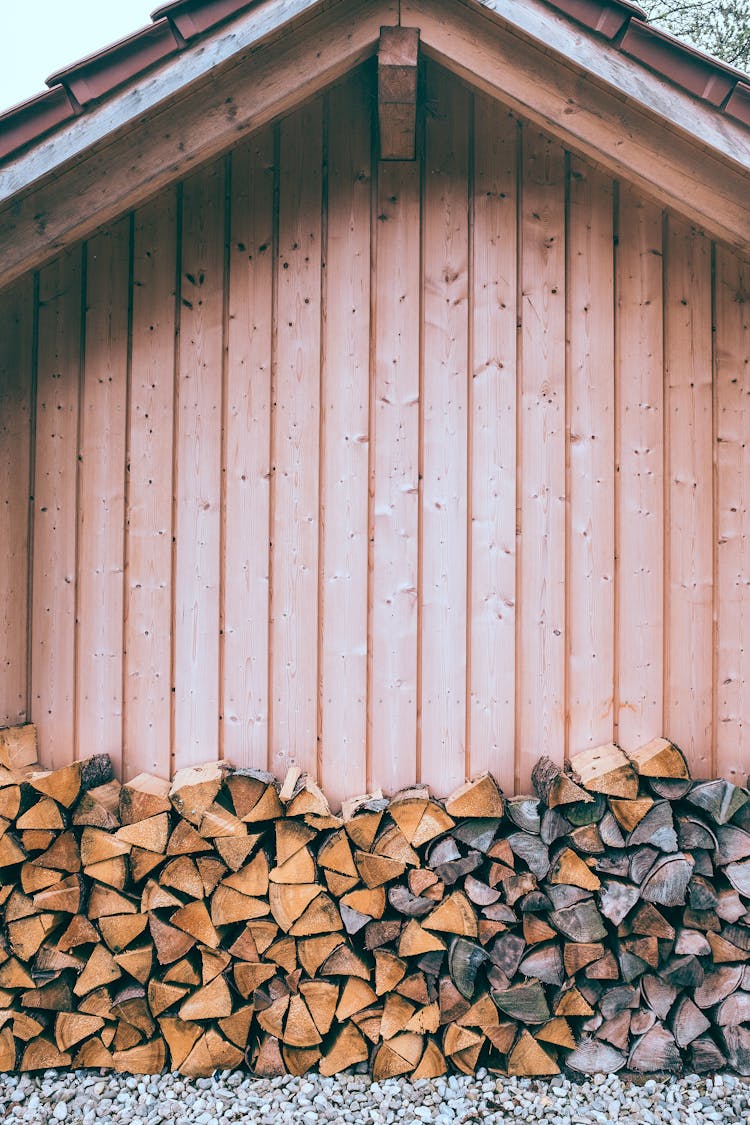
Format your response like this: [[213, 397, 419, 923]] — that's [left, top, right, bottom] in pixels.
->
[[31, 249, 83, 768], [615, 187, 664, 751], [319, 76, 371, 804], [369, 160, 421, 795], [664, 218, 713, 777], [0, 276, 33, 727], [173, 161, 226, 770], [468, 98, 517, 794], [124, 191, 178, 780], [270, 101, 324, 779], [419, 65, 470, 797], [715, 246, 750, 783], [517, 129, 566, 791], [566, 159, 615, 756], [223, 131, 274, 769], [75, 219, 130, 776]]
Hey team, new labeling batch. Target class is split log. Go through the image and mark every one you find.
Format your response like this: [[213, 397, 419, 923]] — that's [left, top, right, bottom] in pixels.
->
[[687, 779, 748, 825], [671, 996, 711, 1047], [0, 724, 37, 771], [627, 738, 689, 779], [640, 853, 694, 906], [569, 744, 638, 800], [491, 981, 550, 1024], [532, 757, 591, 807], [445, 775, 504, 819], [507, 1031, 559, 1075], [628, 1024, 681, 1072], [566, 1036, 626, 1074]]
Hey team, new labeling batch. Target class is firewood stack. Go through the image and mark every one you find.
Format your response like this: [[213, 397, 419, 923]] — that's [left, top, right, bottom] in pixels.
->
[[2, 725, 750, 1078]]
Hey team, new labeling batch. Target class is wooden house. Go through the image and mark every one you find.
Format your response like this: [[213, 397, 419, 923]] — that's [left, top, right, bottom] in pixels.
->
[[0, 0, 748, 805]]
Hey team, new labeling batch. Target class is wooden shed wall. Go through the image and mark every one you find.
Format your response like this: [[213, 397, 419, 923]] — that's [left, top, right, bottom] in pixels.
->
[[0, 61, 748, 804]]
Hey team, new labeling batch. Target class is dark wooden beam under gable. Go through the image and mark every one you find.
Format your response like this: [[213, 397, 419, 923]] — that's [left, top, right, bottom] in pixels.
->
[[377, 26, 420, 160]]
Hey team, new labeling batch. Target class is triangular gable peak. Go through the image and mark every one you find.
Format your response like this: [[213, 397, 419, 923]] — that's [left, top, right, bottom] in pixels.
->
[[0, 0, 748, 289]]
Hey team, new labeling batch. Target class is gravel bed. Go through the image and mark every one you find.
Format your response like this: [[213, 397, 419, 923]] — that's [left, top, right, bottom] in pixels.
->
[[0, 1069, 749, 1125]]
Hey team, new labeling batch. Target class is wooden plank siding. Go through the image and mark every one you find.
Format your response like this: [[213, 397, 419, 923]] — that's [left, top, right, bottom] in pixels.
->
[[517, 129, 567, 788], [614, 189, 665, 755], [75, 219, 131, 777], [1, 62, 749, 797], [716, 247, 750, 783], [419, 67, 470, 796], [124, 191, 178, 781], [566, 160, 615, 756], [0, 275, 33, 728], [223, 131, 275, 772]]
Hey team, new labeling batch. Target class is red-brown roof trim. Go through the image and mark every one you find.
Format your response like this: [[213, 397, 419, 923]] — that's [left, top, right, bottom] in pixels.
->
[[45, 20, 182, 109], [620, 18, 741, 106], [726, 81, 750, 128], [0, 86, 77, 163], [152, 0, 260, 40], [544, 0, 645, 40]]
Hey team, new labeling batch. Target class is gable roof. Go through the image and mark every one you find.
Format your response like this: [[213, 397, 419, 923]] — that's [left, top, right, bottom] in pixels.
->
[[0, 0, 748, 289], [2, 0, 749, 162]]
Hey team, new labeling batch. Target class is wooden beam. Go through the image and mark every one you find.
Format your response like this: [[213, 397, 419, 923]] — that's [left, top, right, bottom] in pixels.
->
[[0, 0, 395, 290], [401, 0, 750, 254], [473, 0, 750, 172], [378, 26, 420, 160]]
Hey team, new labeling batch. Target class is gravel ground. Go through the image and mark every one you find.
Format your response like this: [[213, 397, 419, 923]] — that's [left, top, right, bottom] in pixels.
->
[[0, 1070, 748, 1125]]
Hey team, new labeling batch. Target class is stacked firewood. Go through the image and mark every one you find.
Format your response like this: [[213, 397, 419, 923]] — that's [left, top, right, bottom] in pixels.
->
[[1, 725, 750, 1078]]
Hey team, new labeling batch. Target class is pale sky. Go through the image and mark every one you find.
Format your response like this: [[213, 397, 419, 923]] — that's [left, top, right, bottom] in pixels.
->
[[2, 1, 155, 113]]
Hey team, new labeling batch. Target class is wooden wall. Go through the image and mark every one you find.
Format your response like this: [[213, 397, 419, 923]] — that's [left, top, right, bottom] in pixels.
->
[[1, 61, 749, 804]]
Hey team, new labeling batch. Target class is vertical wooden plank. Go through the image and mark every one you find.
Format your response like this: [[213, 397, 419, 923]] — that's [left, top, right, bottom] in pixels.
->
[[370, 160, 421, 795], [716, 246, 750, 783], [270, 100, 323, 779], [174, 161, 225, 769], [76, 220, 130, 775], [31, 249, 82, 768], [468, 98, 517, 795], [517, 128, 566, 790], [124, 191, 177, 780], [419, 64, 470, 797], [0, 277, 33, 727], [664, 218, 713, 776], [567, 159, 615, 755], [223, 132, 275, 770], [319, 75, 371, 804], [615, 187, 664, 751]]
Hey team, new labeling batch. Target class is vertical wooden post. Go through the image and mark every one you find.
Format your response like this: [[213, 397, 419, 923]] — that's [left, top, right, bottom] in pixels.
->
[[378, 27, 420, 162]]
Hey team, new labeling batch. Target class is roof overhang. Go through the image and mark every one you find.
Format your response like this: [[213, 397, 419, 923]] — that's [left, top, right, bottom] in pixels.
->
[[0, 0, 748, 290]]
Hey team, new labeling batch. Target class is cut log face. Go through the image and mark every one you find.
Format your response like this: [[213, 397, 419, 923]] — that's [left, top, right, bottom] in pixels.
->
[[0, 724, 38, 771], [628, 1024, 681, 1072], [671, 996, 711, 1047], [491, 981, 550, 1024], [569, 744, 639, 800], [641, 853, 694, 907], [445, 775, 504, 819], [549, 900, 607, 943], [627, 738, 689, 779], [566, 1035, 626, 1074], [687, 779, 748, 825], [532, 757, 592, 808]]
